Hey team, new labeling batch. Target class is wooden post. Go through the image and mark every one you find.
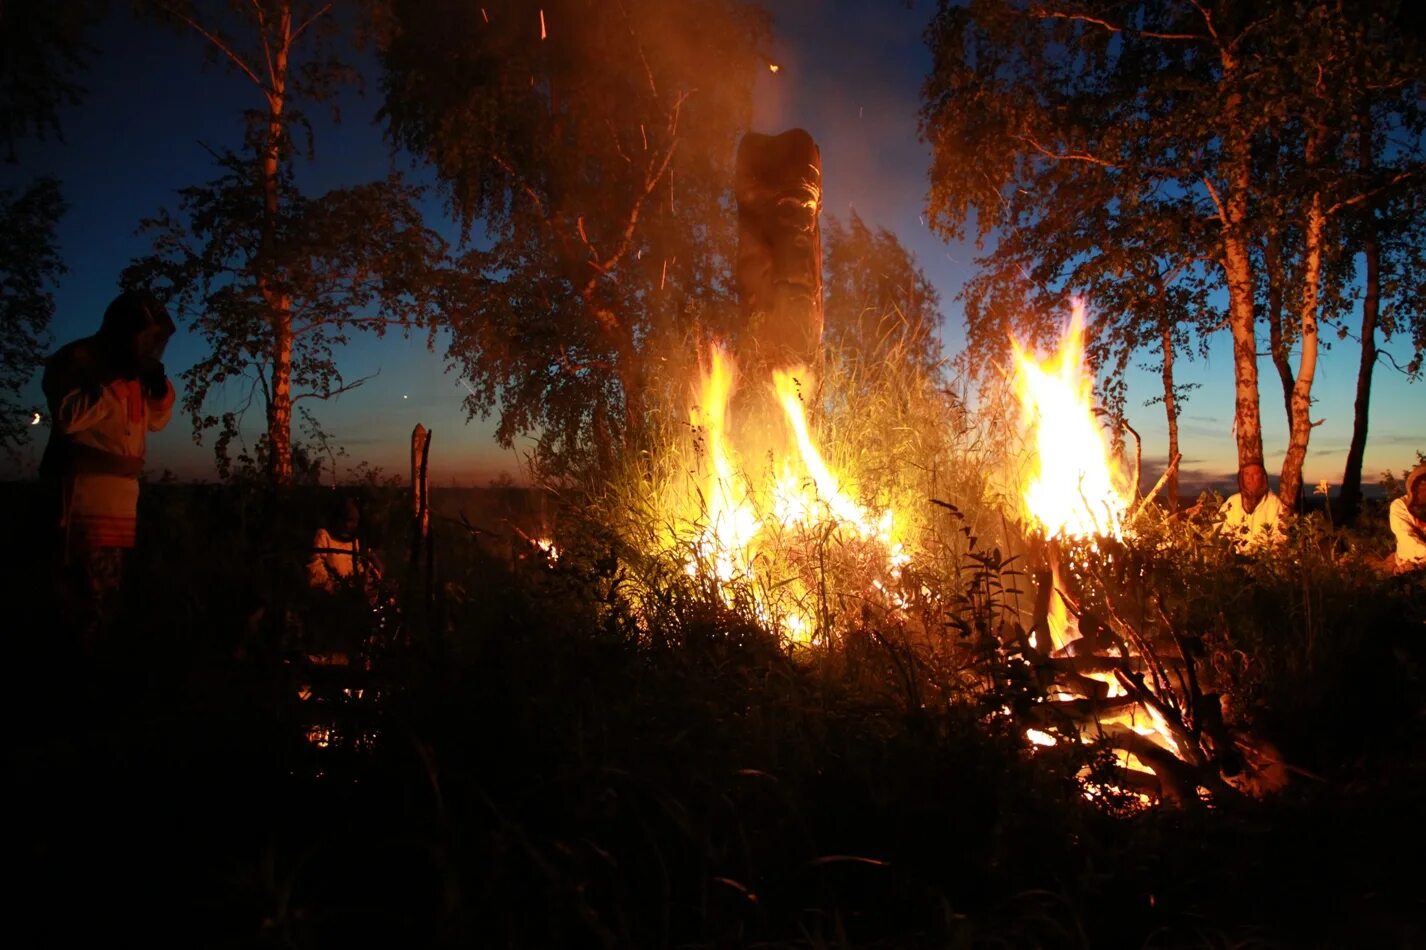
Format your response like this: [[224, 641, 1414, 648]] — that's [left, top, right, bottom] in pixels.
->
[[409, 425, 432, 611], [735, 129, 824, 381], [421, 428, 434, 608]]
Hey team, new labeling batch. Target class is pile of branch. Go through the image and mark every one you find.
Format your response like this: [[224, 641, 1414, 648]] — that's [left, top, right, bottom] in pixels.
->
[[1020, 557, 1288, 805]]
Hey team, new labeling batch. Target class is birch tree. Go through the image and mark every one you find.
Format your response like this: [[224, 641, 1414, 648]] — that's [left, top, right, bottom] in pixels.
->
[[137, 0, 446, 484]]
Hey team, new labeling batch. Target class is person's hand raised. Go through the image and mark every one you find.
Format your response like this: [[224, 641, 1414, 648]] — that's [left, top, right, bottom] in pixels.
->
[[139, 357, 168, 400]]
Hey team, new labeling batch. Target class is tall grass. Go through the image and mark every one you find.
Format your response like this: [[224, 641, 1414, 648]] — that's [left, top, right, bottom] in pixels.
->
[[1060, 498, 1426, 774], [591, 328, 1014, 657], [7, 321, 1425, 945]]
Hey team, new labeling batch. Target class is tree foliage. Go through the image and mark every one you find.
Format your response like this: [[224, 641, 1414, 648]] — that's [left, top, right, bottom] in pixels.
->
[[822, 211, 944, 379], [0, 177, 65, 455], [134, 0, 440, 483], [921, 0, 1426, 507], [379, 0, 770, 476], [0, 2, 94, 455], [126, 152, 448, 478], [0, 0, 96, 161]]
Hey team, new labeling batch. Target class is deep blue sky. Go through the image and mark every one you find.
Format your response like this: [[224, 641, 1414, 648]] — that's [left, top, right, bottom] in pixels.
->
[[6, 0, 1421, 489]]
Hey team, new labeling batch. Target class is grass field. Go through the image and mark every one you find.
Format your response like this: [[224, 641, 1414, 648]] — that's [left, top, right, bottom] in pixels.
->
[[6, 475, 1426, 948]]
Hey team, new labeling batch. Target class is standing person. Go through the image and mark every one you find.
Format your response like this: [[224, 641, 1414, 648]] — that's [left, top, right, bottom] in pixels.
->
[[1389, 462, 1426, 574], [1218, 461, 1285, 552], [39, 289, 176, 647]]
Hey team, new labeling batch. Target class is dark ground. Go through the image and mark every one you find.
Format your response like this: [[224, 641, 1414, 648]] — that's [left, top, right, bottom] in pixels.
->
[[6, 481, 1426, 948]]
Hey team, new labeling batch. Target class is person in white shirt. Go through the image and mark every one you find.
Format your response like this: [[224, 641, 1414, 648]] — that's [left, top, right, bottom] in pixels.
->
[[307, 497, 382, 591], [1389, 462, 1426, 574], [41, 289, 175, 648], [300, 496, 385, 668], [1218, 461, 1285, 552]]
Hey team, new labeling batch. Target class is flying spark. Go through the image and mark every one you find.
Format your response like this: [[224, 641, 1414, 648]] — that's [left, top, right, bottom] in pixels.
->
[[768, 63, 780, 74], [31, 412, 42, 426], [539, 9, 547, 39]]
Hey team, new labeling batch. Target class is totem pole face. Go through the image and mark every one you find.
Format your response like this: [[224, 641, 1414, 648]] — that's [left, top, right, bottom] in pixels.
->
[[735, 129, 824, 375]]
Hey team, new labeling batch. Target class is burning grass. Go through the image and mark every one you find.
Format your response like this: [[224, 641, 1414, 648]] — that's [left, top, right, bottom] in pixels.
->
[[6, 309, 1425, 944], [596, 327, 996, 651], [581, 302, 1426, 809], [5, 456, 1426, 944]]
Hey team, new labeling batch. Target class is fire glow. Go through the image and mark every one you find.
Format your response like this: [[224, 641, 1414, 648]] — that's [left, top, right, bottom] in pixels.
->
[[676, 342, 908, 643], [1012, 303, 1182, 795], [1012, 301, 1127, 542]]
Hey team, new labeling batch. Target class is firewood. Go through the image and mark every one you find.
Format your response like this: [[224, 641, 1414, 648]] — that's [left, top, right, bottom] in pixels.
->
[[1101, 765, 1176, 805], [1095, 722, 1198, 804], [1045, 653, 1186, 678], [1025, 695, 1139, 727]]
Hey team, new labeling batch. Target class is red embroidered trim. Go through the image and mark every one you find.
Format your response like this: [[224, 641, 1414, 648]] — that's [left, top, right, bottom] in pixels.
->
[[72, 514, 137, 549]]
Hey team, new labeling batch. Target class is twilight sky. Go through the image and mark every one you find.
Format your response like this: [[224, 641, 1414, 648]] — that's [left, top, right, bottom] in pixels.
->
[[5, 0, 1421, 490]]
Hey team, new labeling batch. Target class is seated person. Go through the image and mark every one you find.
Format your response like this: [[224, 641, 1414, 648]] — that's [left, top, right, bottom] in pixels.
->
[[1218, 461, 1285, 552], [307, 496, 383, 591], [298, 496, 385, 670], [1389, 462, 1426, 574]]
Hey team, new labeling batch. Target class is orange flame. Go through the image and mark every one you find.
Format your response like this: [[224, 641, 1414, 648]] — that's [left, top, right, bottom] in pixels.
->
[[677, 343, 907, 642], [1013, 303, 1182, 793], [1011, 301, 1129, 541], [689, 346, 762, 586]]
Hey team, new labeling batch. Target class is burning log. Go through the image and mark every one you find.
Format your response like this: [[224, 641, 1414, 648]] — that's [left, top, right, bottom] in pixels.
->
[[735, 129, 824, 382], [1005, 304, 1288, 806], [1024, 695, 1141, 728], [1027, 564, 1055, 651], [1043, 654, 1183, 678], [1103, 765, 1174, 803], [1094, 722, 1201, 803]]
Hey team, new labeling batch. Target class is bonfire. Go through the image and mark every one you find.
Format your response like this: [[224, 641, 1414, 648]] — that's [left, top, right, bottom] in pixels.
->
[[1010, 302, 1284, 804]]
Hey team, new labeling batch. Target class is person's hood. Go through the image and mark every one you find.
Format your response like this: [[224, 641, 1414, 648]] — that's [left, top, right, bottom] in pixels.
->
[[97, 289, 176, 359], [1407, 462, 1426, 499]]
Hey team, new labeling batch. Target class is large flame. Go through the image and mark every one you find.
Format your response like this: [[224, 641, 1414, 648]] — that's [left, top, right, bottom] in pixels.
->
[[1012, 301, 1129, 542], [1012, 303, 1181, 794], [680, 343, 907, 642], [689, 346, 763, 585]]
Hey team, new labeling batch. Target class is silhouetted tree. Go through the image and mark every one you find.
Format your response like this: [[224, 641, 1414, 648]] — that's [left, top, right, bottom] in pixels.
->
[[135, 0, 442, 484], [0, 0, 96, 160], [380, 0, 769, 476], [922, 0, 1426, 511], [0, 177, 65, 455], [0, 1, 96, 454], [126, 153, 448, 480]]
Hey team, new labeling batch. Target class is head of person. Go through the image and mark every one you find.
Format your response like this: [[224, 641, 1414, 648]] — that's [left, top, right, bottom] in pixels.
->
[[96, 289, 175, 370], [330, 496, 362, 542], [1238, 461, 1269, 513], [1407, 463, 1426, 521]]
